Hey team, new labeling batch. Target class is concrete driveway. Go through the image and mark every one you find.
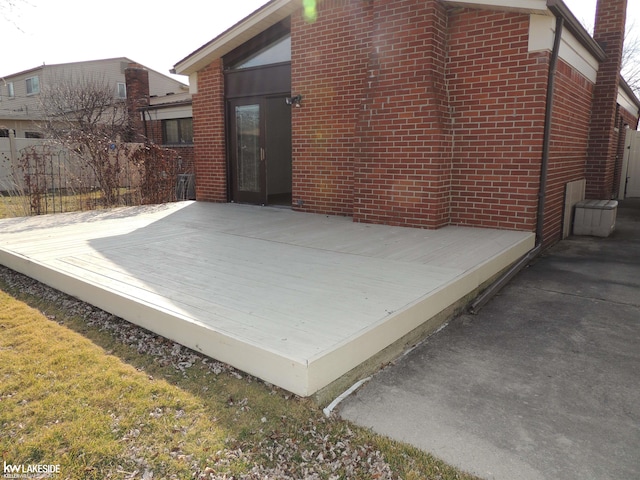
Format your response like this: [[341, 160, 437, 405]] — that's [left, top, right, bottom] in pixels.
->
[[338, 199, 640, 480]]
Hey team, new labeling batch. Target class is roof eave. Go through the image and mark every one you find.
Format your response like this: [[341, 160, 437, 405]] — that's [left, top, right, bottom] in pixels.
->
[[444, 0, 606, 63], [174, 0, 297, 76], [141, 99, 193, 111], [443, 0, 549, 15], [546, 0, 606, 62], [619, 77, 640, 112], [1, 65, 44, 80]]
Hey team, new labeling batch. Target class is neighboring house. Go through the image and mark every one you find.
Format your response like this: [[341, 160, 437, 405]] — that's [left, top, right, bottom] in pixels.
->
[[173, 0, 640, 246], [0, 57, 188, 141], [0, 58, 194, 196], [124, 64, 194, 177]]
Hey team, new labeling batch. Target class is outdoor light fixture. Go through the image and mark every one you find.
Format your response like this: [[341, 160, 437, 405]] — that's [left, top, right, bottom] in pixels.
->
[[286, 94, 303, 107]]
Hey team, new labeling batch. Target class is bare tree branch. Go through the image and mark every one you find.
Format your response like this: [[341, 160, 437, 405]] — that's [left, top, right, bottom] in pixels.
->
[[38, 75, 134, 205], [621, 20, 640, 96], [0, 0, 28, 32], [574, 17, 640, 98]]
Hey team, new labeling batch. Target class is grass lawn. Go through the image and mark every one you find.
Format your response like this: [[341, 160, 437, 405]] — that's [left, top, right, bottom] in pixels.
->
[[0, 190, 126, 218], [0, 268, 480, 480], [0, 194, 30, 218]]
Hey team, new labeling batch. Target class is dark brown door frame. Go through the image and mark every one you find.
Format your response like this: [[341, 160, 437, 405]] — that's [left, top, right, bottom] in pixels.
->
[[225, 63, 291, 205], [229, 97, 266, 204]]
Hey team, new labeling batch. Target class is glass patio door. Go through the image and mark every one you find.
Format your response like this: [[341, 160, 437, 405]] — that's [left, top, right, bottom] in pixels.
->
[[230, 98, 266, 204]]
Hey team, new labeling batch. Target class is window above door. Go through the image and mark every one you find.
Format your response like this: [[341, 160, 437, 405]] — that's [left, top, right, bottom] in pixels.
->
[[224, 19, 290, 71], [232, 35, 291, 70]]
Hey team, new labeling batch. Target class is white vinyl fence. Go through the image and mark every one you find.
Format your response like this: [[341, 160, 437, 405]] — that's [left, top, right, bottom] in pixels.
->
[[0, 131, 172, 216], [1, 133, 110, 192]]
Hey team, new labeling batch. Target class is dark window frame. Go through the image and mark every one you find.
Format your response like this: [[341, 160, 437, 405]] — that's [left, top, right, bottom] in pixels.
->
[[162, 118, 193, 145], [117, 82, 127, 99], [26, 76, 40, 95]]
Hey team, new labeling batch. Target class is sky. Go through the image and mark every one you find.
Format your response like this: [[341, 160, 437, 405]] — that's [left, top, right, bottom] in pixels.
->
[[1, 0, 639, 84]]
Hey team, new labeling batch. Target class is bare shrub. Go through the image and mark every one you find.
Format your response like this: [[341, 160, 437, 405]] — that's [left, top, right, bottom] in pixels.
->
[[38, 75, 133, 206], [129, 143, 180, 205]]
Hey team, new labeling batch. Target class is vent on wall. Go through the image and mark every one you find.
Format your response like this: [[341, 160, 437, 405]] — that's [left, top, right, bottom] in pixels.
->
[[563, 179, 586, 238]]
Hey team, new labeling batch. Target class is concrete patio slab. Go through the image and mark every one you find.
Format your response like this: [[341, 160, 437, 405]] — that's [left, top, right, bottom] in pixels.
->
[[338, 199, 640, 479]]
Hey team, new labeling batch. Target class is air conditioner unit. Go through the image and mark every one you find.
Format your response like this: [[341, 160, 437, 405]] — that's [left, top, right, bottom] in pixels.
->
[[176, 174, 195, 200]]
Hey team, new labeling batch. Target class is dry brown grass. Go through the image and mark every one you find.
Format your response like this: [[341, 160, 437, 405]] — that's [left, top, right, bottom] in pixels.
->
[[0, 266, 480, 480]]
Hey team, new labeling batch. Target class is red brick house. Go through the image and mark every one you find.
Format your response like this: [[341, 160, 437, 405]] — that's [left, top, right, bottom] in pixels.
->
[[173, 0, 639, 246]]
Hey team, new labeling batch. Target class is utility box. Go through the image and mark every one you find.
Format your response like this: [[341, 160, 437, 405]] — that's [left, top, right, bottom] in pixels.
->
[[573, 200, 618, 237]]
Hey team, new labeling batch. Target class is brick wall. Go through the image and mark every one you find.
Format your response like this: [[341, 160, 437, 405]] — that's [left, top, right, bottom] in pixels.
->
[[145, 118, 162, 145], [126, 63, 196, 176], [190, 0, 634, 240], [291, 0, 452, 228], [291, 0, 372, 216], [586, 0, 628, 199], [292, 3, 602, 236], [124, 64, 150, 143], [144, 119, 195, 174], [543, 60, 595, 244], [352, 0, 451, 228], [447, 9, 546, 232], [192, 59, 227, 202]]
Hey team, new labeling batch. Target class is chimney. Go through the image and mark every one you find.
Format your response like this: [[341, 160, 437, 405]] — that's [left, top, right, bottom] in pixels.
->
[[124, 63, 150, 142], [585, 0, 628, 199]]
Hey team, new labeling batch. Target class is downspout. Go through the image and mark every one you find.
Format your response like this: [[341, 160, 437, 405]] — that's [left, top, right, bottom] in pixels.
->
[[469, 15, 564, 314], [536, 15, 564, 243], [143, 109, 149, 140]]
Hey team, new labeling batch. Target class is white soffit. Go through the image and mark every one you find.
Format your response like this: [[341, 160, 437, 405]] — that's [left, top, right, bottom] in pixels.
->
[[443, 0, 548, 14], [618, 86, 638, 115], [174, 0, 297, 77], [188, 73, 198, 95], [146, 106, 193, 121], [529, 14, 599, 83]]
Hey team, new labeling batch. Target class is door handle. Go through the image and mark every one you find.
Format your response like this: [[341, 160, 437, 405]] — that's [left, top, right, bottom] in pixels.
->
[[260, 147, 265, 162]]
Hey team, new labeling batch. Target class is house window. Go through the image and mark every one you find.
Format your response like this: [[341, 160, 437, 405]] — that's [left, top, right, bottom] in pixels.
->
[[25, 131, 43, 139], [26, 76, 40, 95], [163, 118, 193, 144], [117, 82, 127, 99], [7, 82, 15, 98], [232, 35, 291, 70], [0, 129, 9, 137]]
